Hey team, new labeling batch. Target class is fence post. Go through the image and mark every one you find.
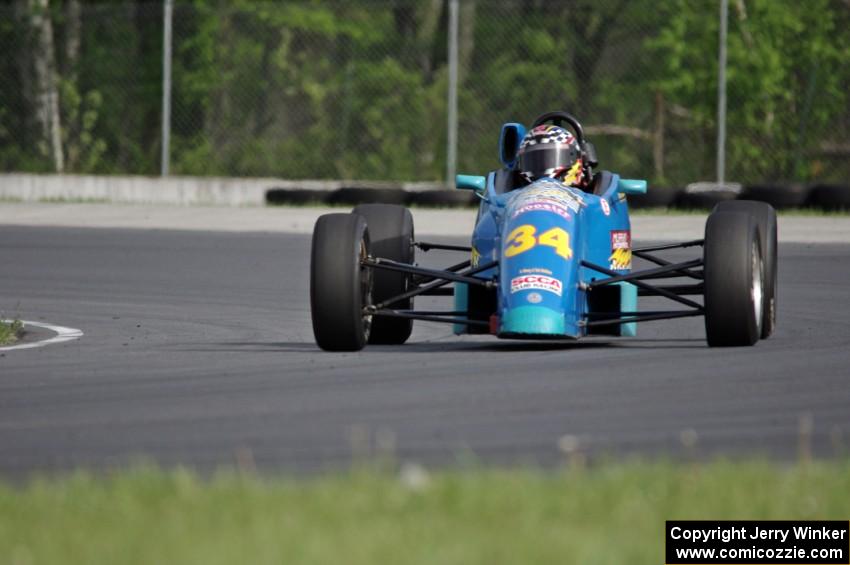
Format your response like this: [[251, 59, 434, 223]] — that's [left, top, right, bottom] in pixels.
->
[[161, 0, 173, 176], [716, 0, 728, 186], [446, 0, 459, 187]]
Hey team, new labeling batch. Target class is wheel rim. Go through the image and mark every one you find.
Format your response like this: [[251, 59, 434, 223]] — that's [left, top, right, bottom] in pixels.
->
[[359, 238, 372, 340], [751, 240, 763, 336]]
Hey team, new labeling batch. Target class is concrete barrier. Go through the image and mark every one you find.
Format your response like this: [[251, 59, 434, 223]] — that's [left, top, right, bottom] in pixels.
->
[[0, 173, 446, 206]]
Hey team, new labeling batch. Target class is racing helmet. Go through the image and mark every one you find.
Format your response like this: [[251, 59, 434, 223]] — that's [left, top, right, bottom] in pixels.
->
[[517, 125, 583, 185]]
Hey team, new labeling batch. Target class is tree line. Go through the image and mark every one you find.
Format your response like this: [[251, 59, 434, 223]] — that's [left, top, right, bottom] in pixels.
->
[[1, 0, 848, 185]]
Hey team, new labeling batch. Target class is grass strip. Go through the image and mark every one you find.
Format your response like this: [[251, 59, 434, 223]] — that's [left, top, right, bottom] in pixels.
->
[[0, 459, 847, 564], [0, 319, 22, 346]]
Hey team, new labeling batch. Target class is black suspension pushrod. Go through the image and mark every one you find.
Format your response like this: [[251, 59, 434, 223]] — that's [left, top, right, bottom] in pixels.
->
[[586, 309, 701, 319], [632, 239, 704, 253], [412, 259, 470, 285], [416, 241, 473, 252], [370, 260, 498, 309], [582, 259, 704, 309], [582, 309, 703, 327], [372, 309, 488, 328], [637, 283, 704, 296], [363, 257, 495, 288], [631, 250, 704, 280]]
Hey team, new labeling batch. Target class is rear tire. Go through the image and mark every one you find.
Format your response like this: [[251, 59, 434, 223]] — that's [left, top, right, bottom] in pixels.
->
[[714, 200, 777, 338], [351, 204, 415, 344], [310, 214, 372, 351], [703, 210, 763, 347]]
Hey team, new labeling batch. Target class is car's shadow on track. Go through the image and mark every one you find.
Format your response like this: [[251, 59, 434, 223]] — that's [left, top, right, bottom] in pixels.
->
[[607, 338, 708, 349], [173, 337, 707, 354], [168, 341, 603, 354], [390, 338, 707, 352], [371, 342, 609, 353], [168, 341, 321, 353]]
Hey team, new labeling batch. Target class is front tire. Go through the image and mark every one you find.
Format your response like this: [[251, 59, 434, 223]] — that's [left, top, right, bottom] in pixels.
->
[[704, 210, 763, 347], [351, 204, 415, 345], [713, 200, 777, 338], [310, 213, 372, 351]]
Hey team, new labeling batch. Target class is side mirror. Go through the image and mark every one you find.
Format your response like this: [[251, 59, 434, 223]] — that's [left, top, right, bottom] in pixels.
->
[[499, 123, 526, 168], [618, 178, 647, 195], [456, 174, 486, 192]]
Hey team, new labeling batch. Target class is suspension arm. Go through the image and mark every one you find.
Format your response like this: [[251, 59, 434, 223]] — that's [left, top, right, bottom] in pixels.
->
[[582, 259, 704, 309]]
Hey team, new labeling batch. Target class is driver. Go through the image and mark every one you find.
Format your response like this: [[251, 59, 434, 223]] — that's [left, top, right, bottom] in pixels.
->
[[516, 125, 585, 188]]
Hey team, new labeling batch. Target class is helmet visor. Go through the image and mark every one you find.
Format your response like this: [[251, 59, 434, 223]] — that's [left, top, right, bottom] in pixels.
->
[[518, 145, 579, 179]]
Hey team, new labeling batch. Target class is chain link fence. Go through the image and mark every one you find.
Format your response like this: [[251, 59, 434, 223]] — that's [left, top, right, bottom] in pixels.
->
[[1, 0, 848, 187]]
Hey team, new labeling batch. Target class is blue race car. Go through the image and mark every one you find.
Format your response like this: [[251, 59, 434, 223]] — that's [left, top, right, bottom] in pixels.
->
[[310, 111, 777, 351]]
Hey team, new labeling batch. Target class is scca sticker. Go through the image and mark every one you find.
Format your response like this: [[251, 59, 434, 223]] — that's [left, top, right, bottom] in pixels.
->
[[510, 275, 563, 296], [601, 199, 611, 216]]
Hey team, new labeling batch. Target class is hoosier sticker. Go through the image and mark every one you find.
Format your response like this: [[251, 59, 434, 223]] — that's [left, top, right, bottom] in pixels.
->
[[510, 274, 563, 296], [509, 181, 585, 214], [511, 201, 571, 220]]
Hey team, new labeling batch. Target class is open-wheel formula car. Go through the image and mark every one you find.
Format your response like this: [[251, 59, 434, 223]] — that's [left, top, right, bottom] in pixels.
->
[[310, 111, 777, 351]]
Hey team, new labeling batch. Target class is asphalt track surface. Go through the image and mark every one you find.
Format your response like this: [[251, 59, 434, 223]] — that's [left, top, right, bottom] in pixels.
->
[[1, 225, 848, 477]]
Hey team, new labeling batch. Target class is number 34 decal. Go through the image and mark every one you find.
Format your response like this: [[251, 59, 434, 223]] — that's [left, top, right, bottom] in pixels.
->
[[504, 224, 573, 260]]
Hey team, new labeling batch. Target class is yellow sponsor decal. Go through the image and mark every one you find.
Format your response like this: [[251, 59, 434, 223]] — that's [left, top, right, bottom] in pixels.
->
[[562, 160, 583, 185], [471, 246, 480, 267], [609, 248, 632, 270]]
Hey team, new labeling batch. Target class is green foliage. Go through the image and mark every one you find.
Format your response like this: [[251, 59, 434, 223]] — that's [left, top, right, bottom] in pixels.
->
[[60, 80, 107, 171], [0, 1, 848, 184], [647, 0, 850, 183], [0, 319, 22, 346]]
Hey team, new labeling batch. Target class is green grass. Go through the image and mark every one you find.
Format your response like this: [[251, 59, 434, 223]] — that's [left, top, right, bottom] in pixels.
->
[[0, 319, 22, 346], [1, 459, 847, 564]]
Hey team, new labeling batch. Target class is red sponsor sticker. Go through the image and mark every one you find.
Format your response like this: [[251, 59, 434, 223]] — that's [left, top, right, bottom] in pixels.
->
[[610, 230, 631, 250], [510, 274, 563, 296]]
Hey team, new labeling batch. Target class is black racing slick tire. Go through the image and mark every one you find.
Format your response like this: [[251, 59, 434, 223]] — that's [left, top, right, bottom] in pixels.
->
[[675, 188, 738, 209], [807, 184, 850, 211], [714, 200, 777, 338], [409, 190, 477, 208], [740, 183, 808, 209], [310, 213, 372, 351], [627, 186, 681, 209], [351, 204, 415, 345], [266, 188, 333, 205], [703, 210, 764, 347]]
